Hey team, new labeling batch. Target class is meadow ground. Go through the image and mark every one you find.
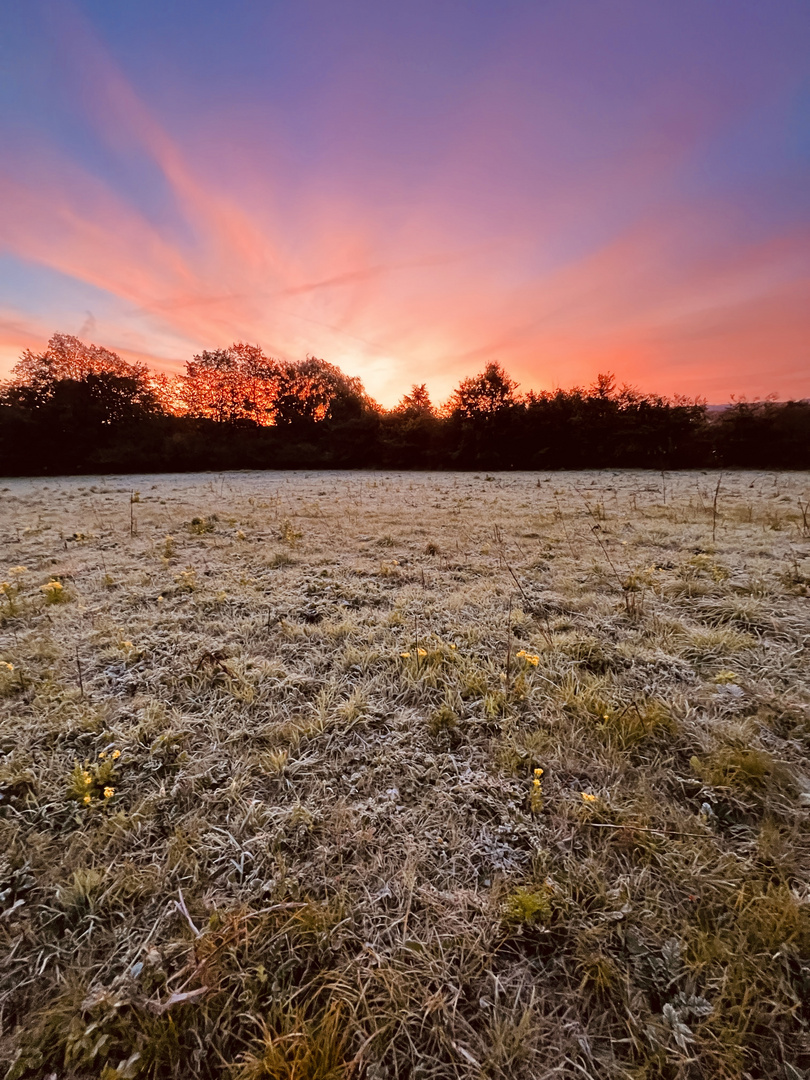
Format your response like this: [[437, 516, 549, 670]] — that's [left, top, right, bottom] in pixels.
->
[[1, 469, 809, 1080]]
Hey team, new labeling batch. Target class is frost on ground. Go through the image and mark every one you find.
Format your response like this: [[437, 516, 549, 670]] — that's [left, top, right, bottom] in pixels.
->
[[1, 470, 809, 1080]]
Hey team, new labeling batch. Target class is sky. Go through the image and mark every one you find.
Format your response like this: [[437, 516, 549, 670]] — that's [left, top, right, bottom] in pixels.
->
[[0, 0, 808, 407]]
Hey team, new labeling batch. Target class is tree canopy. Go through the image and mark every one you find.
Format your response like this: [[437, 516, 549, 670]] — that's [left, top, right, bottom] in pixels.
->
[[446, 362, 519, 418], [1, 332, 808, 474]]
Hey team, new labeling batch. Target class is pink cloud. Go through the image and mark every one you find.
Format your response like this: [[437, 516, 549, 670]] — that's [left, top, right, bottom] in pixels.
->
[[1, 2, 807, 406]]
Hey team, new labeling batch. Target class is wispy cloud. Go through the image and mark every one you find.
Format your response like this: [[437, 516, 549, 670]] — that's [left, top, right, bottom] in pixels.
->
[[1, 0, 808, 404]]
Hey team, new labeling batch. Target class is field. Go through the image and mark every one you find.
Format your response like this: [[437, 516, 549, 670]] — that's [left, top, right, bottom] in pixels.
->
[[1, 469, 809, 1080]]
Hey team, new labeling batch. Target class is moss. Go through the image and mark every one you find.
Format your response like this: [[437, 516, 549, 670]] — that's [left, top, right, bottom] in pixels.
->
[[502, 885, 554, 928]]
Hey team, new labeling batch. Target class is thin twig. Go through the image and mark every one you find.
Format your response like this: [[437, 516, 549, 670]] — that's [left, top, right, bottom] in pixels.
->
[[174, 888, 202, 938], [712, 474, 723, 543], [75, 647, 84, 696], [505, 595, 513, 692]]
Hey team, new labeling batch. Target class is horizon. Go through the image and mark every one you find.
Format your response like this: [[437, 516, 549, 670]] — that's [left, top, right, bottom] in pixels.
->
[[9, 329, 810, 412], [1, 1, 809, 409]]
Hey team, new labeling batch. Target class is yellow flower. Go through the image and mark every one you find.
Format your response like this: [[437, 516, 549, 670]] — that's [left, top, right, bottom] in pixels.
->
[[122, 640, 133, 649], [449, 643, 457, 650], [417, 648, 427, 657], [400, 651, 411, 658], [1, 662, 12, 671], [516, 649, 526, 658], [602, 713, 609, 720], [532, 778, 541, 788], [83, 794, 91, 805], [581, 792, 597, 803], [98, 751, 107, 760], [526, 654, 539, 666], [83, 772, 92, 784], [111, 749, 121, 760], [534, 768, 544, 777], [103, 787, 114, 799], [41, 580, 63, 592]]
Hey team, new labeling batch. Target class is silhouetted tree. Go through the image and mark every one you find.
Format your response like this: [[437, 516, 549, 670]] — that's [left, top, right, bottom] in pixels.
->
[[381, 384, 441, 466], [180, 343, 279, 424], [446, 362, 519, 418], [395, 384, 434, 417], [1, 335, 162, 472], [1, 330, 804, 475], [274, 357, 372, 427], [445, 362, 521, 467], [11, 333, 148, 395], [712, 399, 810, 468]]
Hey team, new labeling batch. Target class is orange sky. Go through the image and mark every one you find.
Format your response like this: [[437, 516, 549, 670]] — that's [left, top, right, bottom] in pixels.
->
[[1, 1, 808, 406]]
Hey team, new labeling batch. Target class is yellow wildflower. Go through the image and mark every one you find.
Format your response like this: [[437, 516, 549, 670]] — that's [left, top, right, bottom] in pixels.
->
[[400, 651, 411, 658], [111, 749, 121, 760], [516, 649, 526, 658], [417, 648, 427, 658], [83, 772, 92, 784], [83, 794, 91, 805], [1, 662, 12, 671], [98, 751, 107, 760], [529, 770, 544, 813], [103, 787, 114, 799], [41, 580, 63, 592], [581, 792, 597, 803]]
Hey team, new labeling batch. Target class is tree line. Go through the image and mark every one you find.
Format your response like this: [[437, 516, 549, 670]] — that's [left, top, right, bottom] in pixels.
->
[[0, 333, 807, 474]]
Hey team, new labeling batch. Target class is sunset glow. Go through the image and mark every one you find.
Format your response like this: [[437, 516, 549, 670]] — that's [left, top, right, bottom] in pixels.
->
[[1, 1, 808, 405]]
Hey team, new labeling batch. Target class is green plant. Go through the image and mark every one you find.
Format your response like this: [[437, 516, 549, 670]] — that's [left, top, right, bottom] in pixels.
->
[[428, 703, 458, 736], [502, 884, 553, 928], [690, 747, 793, 795], [68, 753, 120, 807]]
